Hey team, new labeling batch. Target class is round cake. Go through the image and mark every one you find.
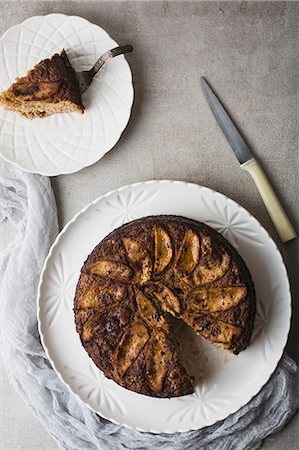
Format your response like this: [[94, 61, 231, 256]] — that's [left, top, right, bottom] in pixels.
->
[[74, 215, 256, 398]]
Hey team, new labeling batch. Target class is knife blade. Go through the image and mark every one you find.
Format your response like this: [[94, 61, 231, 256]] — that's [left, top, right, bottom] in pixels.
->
[[200, 77, 296, 243], [200, 77, 253, 165]]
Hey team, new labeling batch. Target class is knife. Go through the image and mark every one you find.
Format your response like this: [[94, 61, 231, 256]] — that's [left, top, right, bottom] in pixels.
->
[[201, 77, 296, 243]]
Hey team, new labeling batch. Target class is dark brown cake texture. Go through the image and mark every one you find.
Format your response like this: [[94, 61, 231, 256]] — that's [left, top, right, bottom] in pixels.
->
[[74, 215, 256, 398], [0, 50, 84, 119]]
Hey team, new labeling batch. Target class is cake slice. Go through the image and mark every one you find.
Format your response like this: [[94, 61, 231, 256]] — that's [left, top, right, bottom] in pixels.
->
[[0, 50, 84, 119]]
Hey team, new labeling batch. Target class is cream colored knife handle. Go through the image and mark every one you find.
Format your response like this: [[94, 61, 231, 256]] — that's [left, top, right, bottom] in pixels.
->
[[242, 159, 296, 243]]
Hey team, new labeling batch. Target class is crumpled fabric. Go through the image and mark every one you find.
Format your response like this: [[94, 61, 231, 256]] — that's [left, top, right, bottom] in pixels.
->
[[0, 157, 298, 450]]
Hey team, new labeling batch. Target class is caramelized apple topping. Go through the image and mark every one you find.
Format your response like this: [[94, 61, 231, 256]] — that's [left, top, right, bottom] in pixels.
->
[[76, 288, 102, 310], [115, 322, 149, 377], [123, 238, 146, 263], [77, 284, 127, 310], [189, 314, 242, 345], [147, 283, 181, 315], [89, 260, 133, 282], [145, 331, 172, 392], [188, 286, 246, 312], [135, 289, 167, 328], [194, 252, 231, 285], [81, 316, 100, 342], [75, 217, 254, 397], [153, 227, 173, 274], [123, 238, 152, 283], [176, 229, 200, 274]]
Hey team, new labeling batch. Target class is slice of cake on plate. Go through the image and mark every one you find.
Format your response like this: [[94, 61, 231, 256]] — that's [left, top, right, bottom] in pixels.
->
[[0, 50, 84, 119]]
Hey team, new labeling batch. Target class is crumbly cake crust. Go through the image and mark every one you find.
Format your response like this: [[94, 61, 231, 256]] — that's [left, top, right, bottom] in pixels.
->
[[74, 215, 256, 398], [0, 50, 84, 118]]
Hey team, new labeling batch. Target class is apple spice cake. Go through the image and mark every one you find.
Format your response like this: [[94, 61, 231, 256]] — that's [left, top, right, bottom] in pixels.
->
[[0, 50, 84, 119], [74, 215, 256, 398]]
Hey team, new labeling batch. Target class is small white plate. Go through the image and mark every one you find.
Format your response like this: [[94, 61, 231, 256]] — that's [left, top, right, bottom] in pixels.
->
[[37, 180, 291, 433], [0, 14, 134, 175]]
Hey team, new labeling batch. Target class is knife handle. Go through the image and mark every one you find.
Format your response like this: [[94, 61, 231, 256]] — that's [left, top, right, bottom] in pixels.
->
[[242, 159, 297, 243]]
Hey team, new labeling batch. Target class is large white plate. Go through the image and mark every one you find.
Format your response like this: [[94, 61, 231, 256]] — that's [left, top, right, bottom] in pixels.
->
[[0, 14, 134, 175], [37, 180, 291, 433]]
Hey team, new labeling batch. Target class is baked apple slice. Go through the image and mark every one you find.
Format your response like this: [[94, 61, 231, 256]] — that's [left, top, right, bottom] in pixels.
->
[[145, 283, 181, 315], [188, 286, 247, 313], [176, 229, 200, 274], [145, 331, 173, 393], [153, 227, 173, 274], [135, 289, 167, 328], [193, 236, 231, 285], [81, 314, 102, 342], [76, 284, 127, 310], [123, 238, 152, 283], [115, 321, 149, 377], [185, 313, 243, 349], [89, 259, 133, 282]]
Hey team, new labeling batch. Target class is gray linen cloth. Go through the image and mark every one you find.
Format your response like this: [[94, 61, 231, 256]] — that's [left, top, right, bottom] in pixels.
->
[[0, 157, 299, 450]]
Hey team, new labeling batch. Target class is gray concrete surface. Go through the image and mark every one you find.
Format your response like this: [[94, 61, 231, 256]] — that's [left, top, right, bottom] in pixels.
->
[[0, 1, 298, 449]]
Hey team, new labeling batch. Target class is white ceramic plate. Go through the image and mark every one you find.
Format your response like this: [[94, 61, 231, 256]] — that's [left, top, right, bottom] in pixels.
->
[[0, 14, 134, 175], [38, 180, 291, 433]]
